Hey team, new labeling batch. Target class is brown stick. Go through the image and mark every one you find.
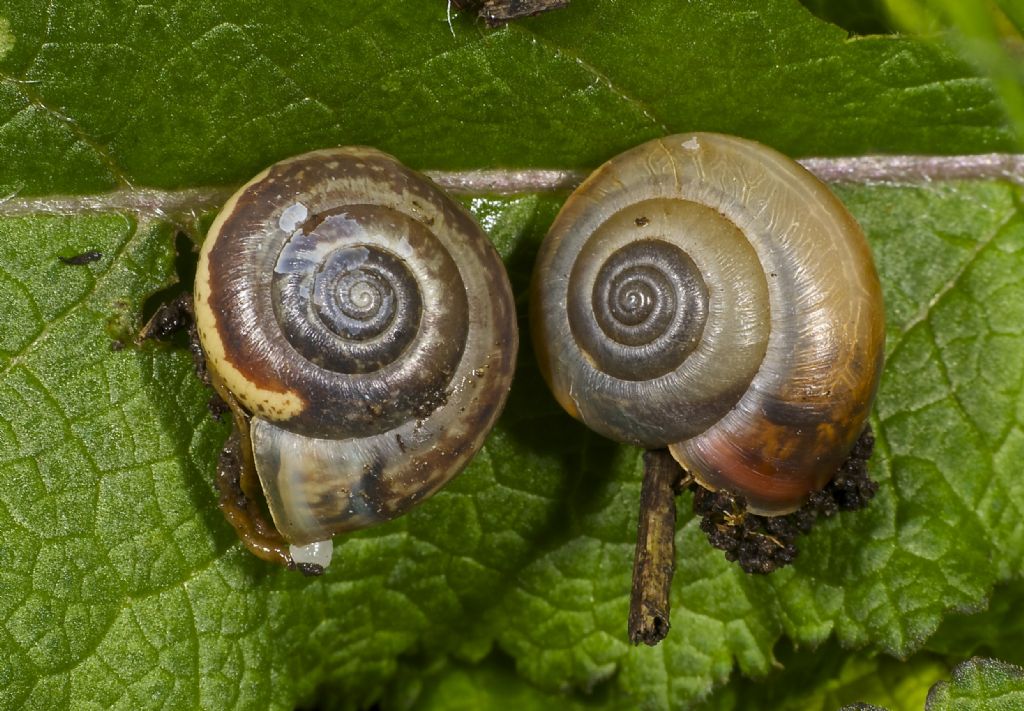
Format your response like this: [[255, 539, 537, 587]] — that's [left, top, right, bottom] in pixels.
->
[[628, 449, 685, 645]]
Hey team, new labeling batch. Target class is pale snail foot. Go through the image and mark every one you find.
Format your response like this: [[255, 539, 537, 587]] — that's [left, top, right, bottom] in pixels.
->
[[215, 430, 324, 576], [690, 426, 878, 575], [289, 540, 333, 570]]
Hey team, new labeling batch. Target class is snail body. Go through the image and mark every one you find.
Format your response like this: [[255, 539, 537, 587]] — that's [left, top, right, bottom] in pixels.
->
[[531, 133, 884, 515], [194, 147, 517, 560]]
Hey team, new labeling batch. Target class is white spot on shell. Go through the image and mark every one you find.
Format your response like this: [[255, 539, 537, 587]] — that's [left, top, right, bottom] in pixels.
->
[[279, 202, 308, 233], [681, 137, 701, 152], [290, 539, 333, 569]]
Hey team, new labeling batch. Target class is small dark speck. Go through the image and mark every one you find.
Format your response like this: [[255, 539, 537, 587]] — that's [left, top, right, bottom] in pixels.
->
[[769, 272, 777, 278], [59, 250, 103, 265], [109, 340, 125, 352], [634, 216, 649, 227], [208, 396, 230, 421]]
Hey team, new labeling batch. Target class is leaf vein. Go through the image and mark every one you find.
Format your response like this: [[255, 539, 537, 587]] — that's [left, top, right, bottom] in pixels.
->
[[511, 25, 670, 135]]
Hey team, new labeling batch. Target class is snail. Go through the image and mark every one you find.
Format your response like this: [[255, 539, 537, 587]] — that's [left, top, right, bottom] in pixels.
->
[[530, 132, 885, 643], [188, 147, 517, 574]]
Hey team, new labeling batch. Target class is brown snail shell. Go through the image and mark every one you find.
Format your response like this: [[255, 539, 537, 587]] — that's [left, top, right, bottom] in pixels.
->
[[531, 133, 884, 515], [194, 147, 517, 548]]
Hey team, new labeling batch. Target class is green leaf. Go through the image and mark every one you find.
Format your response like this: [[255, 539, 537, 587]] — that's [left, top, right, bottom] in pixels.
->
[[380, 654, 617, 711], [0, 0, 1018, 197], [697, 640, 944, 711], [927, 581, 1024, 665], [926, 658, 1024, 710], [1, 1, 1023, 709], [880, 0, 1024, 141], [694, 579, 1024, 710], [796, 0, 900, 35]]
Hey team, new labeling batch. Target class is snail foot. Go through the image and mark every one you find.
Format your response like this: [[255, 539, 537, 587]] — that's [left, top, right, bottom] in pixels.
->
[[215, 429, 296, 571]]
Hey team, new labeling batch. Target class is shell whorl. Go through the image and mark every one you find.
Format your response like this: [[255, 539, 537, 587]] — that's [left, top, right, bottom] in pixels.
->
[[531, 133, 884, 515], [195, 147, 517, 543]]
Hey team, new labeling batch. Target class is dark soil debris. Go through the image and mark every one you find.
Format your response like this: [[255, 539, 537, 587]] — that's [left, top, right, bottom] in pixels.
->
[[139, 292, 194, 342], [59, 250, 103, 265], [207, 394, 230, 421], [689, 426, 877, 574]]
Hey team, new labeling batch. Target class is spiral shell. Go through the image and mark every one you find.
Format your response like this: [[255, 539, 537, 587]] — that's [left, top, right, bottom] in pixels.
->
[[194, 147, 517, 544], [531, 133, 884, 515]]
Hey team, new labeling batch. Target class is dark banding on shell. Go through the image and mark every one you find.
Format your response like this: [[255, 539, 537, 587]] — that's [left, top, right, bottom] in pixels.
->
[[195, 147, 517, 544], [573, 238, 709, 381], [531, 133, 884, 515]]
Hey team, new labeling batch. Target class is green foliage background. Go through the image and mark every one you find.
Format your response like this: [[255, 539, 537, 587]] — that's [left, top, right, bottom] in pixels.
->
[[1, 0, 1024, 709]]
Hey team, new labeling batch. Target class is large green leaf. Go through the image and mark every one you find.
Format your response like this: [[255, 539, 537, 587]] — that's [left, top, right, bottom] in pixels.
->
[[1, 0, 1022, 709], [0, 0, 1018, 196], [927, 658, 1024, 710]]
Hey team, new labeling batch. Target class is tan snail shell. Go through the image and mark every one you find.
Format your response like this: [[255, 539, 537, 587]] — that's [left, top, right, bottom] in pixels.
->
[[531, 133, 884, 515], [194, 147, 517, 547]]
